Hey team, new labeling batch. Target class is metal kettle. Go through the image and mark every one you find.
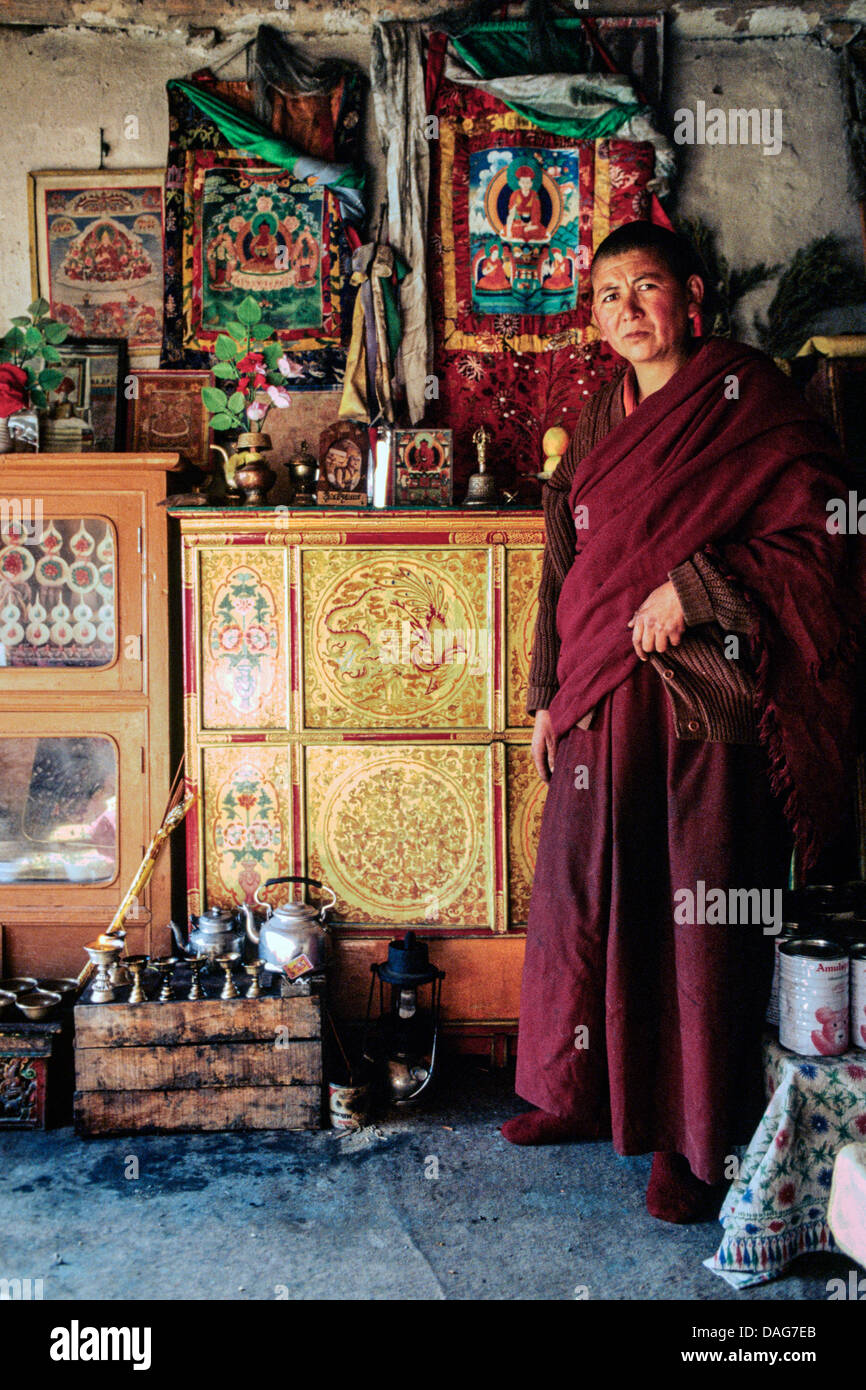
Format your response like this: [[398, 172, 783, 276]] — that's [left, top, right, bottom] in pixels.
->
[[171, 906, 246, 962], [241, 876, 336, 977]]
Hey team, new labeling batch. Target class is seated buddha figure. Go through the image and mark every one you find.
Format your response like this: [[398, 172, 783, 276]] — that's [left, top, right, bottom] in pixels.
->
[[505, 168, 548, 242]]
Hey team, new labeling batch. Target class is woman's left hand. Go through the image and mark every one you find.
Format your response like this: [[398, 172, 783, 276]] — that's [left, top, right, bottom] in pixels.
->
[[627, 581, 686, 660]]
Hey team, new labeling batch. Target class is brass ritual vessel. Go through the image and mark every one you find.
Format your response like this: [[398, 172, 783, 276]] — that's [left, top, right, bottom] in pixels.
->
[[186, 957, 205, 1002], [83, 939, 124, 1003], [124, 957, 150, 1004], [151, 957, 180, 1003], [217, 952, 241, 1000], [244, 960, 264, 999], [285, 440, 318, 506]]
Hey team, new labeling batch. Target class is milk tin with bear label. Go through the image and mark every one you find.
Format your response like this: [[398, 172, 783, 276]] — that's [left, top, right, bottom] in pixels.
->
[[779, 938, 849, 1056], [849, 942, 866, 1052]]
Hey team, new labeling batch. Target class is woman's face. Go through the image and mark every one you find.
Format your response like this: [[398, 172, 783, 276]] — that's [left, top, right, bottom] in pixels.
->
[[590, 249, 703, 367]]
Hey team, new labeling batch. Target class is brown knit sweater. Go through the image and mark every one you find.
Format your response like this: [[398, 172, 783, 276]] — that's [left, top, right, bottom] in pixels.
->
[[527, 374, 761, 743]]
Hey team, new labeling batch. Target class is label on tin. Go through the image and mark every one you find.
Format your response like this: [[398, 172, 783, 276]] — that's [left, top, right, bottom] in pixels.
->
[[779, 950, 849, 1056]]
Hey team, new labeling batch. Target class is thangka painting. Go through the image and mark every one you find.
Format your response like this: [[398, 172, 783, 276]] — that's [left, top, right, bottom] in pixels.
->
[[469, 149, 585, 319], [393, 428, 453, 507], [163, 73, 365, 384], [425, 77, 657, 490], [183, 154, 339, 352], [28, 171, 165, 359]]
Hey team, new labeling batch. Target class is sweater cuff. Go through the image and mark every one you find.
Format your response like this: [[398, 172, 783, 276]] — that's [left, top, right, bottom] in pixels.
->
[[668, 560, 715, 627], [526, 683, 558, 715]]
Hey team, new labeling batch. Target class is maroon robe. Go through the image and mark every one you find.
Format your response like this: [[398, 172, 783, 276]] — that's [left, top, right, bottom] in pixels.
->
[[515, 339, 863, 1183]]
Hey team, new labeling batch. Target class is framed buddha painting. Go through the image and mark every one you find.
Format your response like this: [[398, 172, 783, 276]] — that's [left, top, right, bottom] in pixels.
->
[[28, 170, 166, 361]]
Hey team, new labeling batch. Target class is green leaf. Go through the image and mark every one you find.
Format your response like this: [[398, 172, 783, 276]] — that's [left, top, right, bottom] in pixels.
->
[[38, 367, 65, 389], [41, 344, 62, 364], [226, 391, 245, 413], [10, 316, 31, 327], [28, 297, 50, 319], [211, 361, 237, 380], [251, 323, 275, 340], [42, 321, 70, 344], [24, 325, 43, 350], [3, 327, 25, 350], [214, 334, 238, 361], [201, 386, 229, 411], [30, 386, 47, 408], [235, 295, 262, 326], [262, 342, 283, 368], [225, 321, 249, 340], [209, 412, 236, 431]]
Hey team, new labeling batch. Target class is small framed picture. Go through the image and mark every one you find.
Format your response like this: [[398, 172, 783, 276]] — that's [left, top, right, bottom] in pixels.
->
[[393, 428, 453, 506], [41, 337, 127, 451], [317, 421, 371, 507], [28, 169, 165, 361], [125, 369, 212, 466]]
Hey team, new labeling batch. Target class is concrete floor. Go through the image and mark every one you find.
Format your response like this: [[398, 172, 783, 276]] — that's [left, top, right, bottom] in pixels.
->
[[0, 1061, 857, 1302]]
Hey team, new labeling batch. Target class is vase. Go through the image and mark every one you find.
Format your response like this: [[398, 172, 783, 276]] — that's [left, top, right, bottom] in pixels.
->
[[233, 431, 276, 506]]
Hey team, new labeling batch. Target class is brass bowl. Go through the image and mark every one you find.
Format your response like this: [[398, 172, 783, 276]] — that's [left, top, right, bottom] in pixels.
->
[[38, 977, 80, 1007], [0, 989, 17, 1019], [0, 977, 38, 996], [16, 989, 62, 1021]]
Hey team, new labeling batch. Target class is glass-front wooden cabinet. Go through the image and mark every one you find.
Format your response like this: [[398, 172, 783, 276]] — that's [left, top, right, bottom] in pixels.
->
[[0, 453, 180, 976]]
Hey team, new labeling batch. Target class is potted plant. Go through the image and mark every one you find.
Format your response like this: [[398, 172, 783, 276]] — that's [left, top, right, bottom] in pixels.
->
[[0, 299, 70, 451], [201, 294, 303, 504]]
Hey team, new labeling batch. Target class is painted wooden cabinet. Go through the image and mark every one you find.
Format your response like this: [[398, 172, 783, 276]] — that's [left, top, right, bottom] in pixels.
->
[[0, 454, 180, 976], [172, 507, 547, 1056]]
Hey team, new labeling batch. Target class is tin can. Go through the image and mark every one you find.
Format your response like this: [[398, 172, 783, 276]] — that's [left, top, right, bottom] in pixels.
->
[[850, 942, 866, 1052], [765, 930, 796, 1028], [779, 938, 849, 1056]]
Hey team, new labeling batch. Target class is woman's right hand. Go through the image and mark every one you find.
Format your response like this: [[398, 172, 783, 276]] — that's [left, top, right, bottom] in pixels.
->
[[531, 709, 557, 784]]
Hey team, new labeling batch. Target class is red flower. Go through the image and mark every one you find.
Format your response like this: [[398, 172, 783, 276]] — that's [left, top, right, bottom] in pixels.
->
[[846, 1065, 866, 1080], [855, 1114, 866, 1135], [237, 375, 249, 394], [253, 372, 267, 391], [236, 793, 257, 810], [777, 1182, 796, 1206], [774, 1130, 789, 1149], [768, 1220, 785, 1232], [237, 351, 265, 373]]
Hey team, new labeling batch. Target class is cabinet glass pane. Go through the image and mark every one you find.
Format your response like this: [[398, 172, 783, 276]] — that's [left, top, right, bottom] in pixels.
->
[[0, 516, 116, 668], [0, 736, 117, 883]]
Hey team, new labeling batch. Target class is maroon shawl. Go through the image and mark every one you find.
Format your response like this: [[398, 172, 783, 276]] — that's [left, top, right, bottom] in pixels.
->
[[548, 337, 865, 870]]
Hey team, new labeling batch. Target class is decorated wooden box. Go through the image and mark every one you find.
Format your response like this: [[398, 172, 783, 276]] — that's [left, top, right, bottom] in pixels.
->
[[169, 506, 547, 1059]]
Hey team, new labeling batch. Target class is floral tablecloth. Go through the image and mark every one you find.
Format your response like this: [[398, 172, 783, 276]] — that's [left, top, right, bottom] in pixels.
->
[[705, 1033, 866, 1288]]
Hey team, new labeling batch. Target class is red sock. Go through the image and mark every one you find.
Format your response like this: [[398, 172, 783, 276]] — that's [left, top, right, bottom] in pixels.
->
[[500, 1109, 591, 1146], [645, 1151, 725, 1224]]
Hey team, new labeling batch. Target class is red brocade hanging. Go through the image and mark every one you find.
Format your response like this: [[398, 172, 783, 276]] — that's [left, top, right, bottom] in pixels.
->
[[425, 77, 664, 494]]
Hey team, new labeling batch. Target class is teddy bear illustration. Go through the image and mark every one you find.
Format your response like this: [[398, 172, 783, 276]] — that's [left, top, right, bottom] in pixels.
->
[[810, 1006, 848, 1055]]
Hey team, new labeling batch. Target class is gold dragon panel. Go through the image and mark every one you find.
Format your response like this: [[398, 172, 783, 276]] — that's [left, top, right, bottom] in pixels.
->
[[506, 744, 548, 926], [506, 548, 542, 728], [202, 743, 293, 907], [305, 744, 493, 927], [200, 548, 289, 730], [302, 548, 492, 729]]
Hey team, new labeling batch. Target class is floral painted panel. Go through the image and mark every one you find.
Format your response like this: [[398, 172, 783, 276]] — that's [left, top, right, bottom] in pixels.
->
[[202, 743, 292, 907], [505, 547, 541, 728], [200, 549, 288, 730], [302, 548, 492, 729], [306, 744, 493, 927], [505, 744, 547, 927]]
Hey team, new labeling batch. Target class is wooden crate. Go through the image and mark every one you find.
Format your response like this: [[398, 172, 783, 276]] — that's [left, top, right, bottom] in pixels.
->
[[74, 986, 322, 1136]]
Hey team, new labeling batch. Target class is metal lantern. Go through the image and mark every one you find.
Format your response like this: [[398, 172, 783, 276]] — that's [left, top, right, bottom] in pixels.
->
[[362, 931, 445, 1105]]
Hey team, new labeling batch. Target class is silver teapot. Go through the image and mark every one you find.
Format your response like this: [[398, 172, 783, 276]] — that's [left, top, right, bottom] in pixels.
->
[[171, 906, 246, 962], [242, 876, 336, 977]]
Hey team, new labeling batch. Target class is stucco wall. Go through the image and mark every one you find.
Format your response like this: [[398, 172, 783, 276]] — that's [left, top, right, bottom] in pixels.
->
[[0, 3, 864, 345]]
